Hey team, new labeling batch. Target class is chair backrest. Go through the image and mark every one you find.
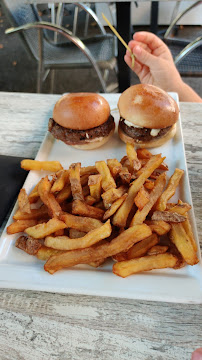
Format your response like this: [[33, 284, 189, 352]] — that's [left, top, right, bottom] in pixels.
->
[[1, 0, 41, 59]]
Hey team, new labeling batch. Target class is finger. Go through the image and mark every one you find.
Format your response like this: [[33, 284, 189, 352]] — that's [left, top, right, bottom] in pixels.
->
[[128, 40, 152, 53], [133, 31, 166, 51], [192, 348, 202, 360], [140, 64, 150, 81], [132, 45, 157, 68], [124, 54, 142, 76]]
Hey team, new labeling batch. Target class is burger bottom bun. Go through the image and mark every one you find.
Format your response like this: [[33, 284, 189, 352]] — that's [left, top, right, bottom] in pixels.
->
[[118, 124, 176, 148], [72, 128, 115, 150]]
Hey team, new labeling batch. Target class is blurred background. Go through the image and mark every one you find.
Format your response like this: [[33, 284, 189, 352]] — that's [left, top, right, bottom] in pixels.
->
[[0, 1, 201, 96]]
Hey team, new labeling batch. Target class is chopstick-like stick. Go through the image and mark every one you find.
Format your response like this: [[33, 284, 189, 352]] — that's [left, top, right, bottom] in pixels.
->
[[102, 13, 135, 68]]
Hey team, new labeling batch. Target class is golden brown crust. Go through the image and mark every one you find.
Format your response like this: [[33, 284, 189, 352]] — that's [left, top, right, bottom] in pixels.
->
[[53, 93, 110, 130], [118, 123, 176, 148], [72, 128, 115, 150], [118, 84, 179, 129]]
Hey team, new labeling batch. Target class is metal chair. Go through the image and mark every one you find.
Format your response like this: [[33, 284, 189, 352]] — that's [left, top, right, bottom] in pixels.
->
[[2, 0, 117, 93], [163, 1, 202, 77]]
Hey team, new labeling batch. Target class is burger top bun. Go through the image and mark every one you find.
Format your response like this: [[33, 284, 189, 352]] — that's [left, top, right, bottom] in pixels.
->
[[53, 93, 110, 130], [118, 84, 179, 129]]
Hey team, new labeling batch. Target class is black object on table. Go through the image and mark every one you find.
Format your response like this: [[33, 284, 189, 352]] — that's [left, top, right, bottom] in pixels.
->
[[0, 155, 28, 227]]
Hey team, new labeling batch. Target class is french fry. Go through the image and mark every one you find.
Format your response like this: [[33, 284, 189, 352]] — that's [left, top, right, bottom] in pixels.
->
[[21, 159, 63, 172], [144, 179, 154, 190], [13, 206, 48, 220], [139, 159, 169, 172], [170, 223, 199, 265], [80, 165, 97, 176], [147, 245, 168, 256], [82, 185, 90, 198], [182, 214, 197, 252], [151, 211, 186, 223], [61, 213, 103, 232], [120, 157, 131, 172], [38, 176, 62, 218], [68, 230, 106, 267], [7, 219, 38, 234], [145, 220, 171, 235], [127, 233, 159, 260], [130, 172, 166, 226], [8, 142, 198, 278], [155, 168, 184, 211], [107, 159, 122, 179], [54, 229, 64, 236], [114, 233, 159, 261], [18, 188, 31, 214], [45, 220, 111, 250], [88, 259, 106, 268], [28, 180, 42, 203], [103, 193, 128, 221], [134, 186, 149, 210], [126, 143, 141, 171], [101, 185, 127, 209], [69, 229, 87, 238], [56, 183, 72, 203], [85, 195, 96, 206], [51, 170, 69, 193], [113, 155, 164, 227], [113, 253, 178, 277], [166, 201, 191, 215], [72, 199, 104, 220], [56, 174, 89, 203], [88, 174, 102, 201], [67, 230, 106, 267], [95, 161, 116, 191], [119, 166, 132, 184], [37, 246, 65, 260], [69, 163, 84, 201], [137, 148, 152, 159], [94, 200, 105, 210], [16, 235, 42, 255], [44, 224, 152, 273], [25, 218, 67, 239]]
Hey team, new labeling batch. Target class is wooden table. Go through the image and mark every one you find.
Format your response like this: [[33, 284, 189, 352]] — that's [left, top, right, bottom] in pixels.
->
[[0, 92, 202, 360]]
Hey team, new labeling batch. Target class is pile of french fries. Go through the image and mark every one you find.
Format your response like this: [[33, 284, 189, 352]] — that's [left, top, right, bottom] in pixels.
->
[[7, 144, 199, 277]]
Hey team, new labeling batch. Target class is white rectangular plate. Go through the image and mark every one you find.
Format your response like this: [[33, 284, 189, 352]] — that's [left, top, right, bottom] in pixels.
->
[[0, 93, 202, 303]]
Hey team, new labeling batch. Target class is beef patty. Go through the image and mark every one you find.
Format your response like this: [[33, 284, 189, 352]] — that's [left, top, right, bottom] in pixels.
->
[[119, 118, 171, 142], [48, 115, 115, 145]]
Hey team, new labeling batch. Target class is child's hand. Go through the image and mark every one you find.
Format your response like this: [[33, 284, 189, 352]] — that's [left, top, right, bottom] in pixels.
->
[[124, 31, 183, 92]]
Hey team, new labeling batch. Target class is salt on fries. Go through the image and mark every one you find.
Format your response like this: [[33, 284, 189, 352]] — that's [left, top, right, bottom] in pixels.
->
[[7, 144, 199, 277]]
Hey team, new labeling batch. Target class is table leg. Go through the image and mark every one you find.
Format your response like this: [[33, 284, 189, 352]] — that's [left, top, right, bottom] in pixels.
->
[[116, 2, 131, 92]]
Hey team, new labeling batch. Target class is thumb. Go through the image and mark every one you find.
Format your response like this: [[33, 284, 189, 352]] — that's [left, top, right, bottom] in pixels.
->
[[133, 45, 156, 68]]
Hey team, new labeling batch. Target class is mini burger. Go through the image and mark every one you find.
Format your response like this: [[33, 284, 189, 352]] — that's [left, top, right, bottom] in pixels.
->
[[48, 93, 115, 150], [118, 84, 179, 148]]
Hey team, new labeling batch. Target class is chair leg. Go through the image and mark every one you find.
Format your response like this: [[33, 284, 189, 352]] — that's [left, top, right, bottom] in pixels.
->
[[37, 62, 43, 93], [50, 69, 55, 94], [37, 28, 44, 93]]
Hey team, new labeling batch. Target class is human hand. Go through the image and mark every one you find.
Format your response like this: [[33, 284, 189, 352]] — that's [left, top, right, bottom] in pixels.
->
[[124, 31, 183, 93], [191, 348, 202, 360]]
